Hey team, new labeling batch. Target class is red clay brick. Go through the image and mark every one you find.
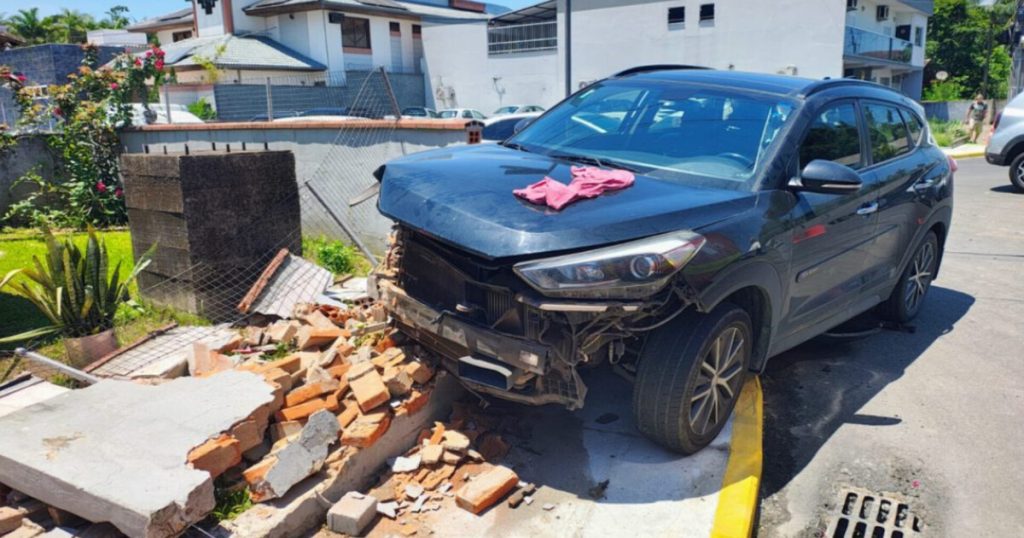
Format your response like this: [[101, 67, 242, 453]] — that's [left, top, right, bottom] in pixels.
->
[[455, 464, 519, 514], [347, 363, 390, 413], [188, 434, 242, 477], [341, 411, 391, 448]]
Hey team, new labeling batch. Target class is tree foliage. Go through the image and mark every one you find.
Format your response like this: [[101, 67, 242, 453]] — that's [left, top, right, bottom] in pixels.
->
[[925, 0, 1014, 99], [3, 5, 133, 45]]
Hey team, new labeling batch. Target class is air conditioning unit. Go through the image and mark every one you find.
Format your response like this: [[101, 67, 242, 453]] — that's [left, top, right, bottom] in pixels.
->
[[847, 0, 858, 11], [876, 5, 890, 21]]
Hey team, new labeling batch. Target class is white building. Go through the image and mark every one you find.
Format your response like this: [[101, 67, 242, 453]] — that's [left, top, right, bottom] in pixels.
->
[[422, 0, 932, 114], [129, 0, 494, 85]]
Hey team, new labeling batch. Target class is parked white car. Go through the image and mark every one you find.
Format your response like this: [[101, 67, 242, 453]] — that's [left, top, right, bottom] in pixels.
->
[[438, 108, 487, 120], [481, 112, 542, 142], [492, 104, 545, 116]]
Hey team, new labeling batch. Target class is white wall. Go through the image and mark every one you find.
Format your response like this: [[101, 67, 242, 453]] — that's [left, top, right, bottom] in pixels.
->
[[423, 0, 847, 114], [422, 21, 560, 113], [194, 0, 225, 36], [845, 0, 927, 67]]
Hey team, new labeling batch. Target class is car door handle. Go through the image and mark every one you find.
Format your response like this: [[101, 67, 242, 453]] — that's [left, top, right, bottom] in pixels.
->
[[856, 202, 879, 216]]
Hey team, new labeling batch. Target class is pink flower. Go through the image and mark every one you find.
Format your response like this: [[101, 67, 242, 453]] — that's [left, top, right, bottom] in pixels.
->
[[110, 82, 119, 90], [155, 59, 165, 71], [96, 181, 107, 193], [145, 50, 153, 58], [53, 106, 63, 117], [114, 188, 123, 198], [134, 58, 142, 67]]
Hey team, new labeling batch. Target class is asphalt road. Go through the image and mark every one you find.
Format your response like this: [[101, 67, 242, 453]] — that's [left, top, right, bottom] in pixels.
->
[[758, 158, 1024, 537]]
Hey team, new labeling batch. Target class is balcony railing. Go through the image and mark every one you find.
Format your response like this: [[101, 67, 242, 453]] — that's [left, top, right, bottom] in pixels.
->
[[844, 26, 913, 64], [487, 21, 557, 55]]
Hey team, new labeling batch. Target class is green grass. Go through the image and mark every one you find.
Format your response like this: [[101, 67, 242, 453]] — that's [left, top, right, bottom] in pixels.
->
[[301, 236, 372, 277], [928, 118, 969, 148], [0, 229, 135, 348]]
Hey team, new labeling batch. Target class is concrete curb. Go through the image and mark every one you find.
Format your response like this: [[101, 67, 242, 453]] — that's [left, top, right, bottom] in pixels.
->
[[941, 147, 986, 159], [710, 377, 763, 538]]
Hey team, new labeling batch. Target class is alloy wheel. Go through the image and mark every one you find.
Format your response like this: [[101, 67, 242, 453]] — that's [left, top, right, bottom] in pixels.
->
[[904, 240, 936, 314], [689, 325, 745, 436], [1016, 159, 1024, 183]]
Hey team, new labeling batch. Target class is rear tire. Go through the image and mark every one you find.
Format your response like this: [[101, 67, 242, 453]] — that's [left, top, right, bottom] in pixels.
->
[[632, 302, 751, 454], [879, 231, 939, 323], [1009, 153, 1024, 192]]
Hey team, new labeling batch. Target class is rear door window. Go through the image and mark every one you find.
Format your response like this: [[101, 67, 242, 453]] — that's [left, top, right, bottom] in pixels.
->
[[863, 103, 911, 163], [798, 102, 863, 169]]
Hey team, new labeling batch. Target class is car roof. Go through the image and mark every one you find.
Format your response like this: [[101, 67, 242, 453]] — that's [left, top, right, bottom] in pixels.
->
[[483, 112, 541, 125], [614, 67, 903, 100]]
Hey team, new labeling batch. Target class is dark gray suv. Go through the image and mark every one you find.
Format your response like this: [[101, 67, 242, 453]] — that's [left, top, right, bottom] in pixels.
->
[[372, 67, 954, 453]]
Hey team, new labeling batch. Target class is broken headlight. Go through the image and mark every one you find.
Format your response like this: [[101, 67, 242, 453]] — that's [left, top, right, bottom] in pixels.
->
[[513, 231, 706, 299]]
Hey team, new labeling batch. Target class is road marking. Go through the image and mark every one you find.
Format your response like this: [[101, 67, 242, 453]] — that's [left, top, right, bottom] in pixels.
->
[[711, 376, 763, 538]]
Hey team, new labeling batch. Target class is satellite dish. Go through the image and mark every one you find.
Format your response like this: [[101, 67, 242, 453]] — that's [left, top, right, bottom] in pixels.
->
[[936, 70, 949, 81]]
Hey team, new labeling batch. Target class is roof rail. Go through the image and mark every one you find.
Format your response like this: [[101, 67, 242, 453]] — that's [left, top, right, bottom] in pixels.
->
[[801, 77, 897, 97], [612, 65, 711, 78]]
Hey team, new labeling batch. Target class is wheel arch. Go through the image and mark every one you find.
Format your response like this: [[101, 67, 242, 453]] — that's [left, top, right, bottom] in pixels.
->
[[691, 260, 783, 372]]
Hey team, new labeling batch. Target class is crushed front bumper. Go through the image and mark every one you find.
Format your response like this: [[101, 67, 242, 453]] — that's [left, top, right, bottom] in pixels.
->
[[377, 278, 588, 408]]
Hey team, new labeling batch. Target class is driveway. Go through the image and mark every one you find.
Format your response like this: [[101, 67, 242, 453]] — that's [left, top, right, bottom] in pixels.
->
[[758, 158, 1024, 537]]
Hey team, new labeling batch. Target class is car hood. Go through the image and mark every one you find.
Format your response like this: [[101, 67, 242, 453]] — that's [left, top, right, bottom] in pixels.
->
[[377, 144, 756, 260]]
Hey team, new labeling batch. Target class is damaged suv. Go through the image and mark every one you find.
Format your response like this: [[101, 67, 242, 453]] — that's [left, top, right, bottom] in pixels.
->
[[371, 67, 953, 454]]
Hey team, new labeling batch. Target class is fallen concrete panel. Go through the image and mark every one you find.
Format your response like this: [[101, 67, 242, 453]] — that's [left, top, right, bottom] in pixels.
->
[[222, 373, 461, 538], [0, 371, 276, 538], [0, 376, 69, 419], [87, 325, 237, 379]]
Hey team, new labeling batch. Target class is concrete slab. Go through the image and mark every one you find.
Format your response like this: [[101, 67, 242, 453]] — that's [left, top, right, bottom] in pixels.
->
[[0, 371, 276, 538], [382, 368, 754, 537], [0, 376, 69, 419], [222, 373, 462, 538]]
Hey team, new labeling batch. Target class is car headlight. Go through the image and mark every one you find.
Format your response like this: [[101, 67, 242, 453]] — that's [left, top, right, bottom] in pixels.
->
[[513, 231, 706, 299]]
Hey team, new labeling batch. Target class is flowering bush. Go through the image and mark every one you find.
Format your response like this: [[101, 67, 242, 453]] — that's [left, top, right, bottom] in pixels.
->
[[2, 43, 167, 228]]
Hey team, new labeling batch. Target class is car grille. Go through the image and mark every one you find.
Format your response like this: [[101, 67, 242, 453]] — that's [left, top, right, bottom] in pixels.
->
[[400, 232, 525, 333]]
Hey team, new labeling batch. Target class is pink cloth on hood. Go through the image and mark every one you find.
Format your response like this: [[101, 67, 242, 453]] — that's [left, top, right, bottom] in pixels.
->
[[513, 166, 635, 210]]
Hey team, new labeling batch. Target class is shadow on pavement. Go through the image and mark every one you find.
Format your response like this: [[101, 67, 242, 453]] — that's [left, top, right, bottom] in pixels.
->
[[759, 285, 974, 498], [989, 184, 1022, 194]]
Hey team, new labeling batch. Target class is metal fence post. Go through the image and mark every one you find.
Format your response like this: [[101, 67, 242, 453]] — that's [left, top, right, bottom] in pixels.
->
[[266, 77, 274, 121], [379, 66, 402, 119], [163, 83, 172, 124]]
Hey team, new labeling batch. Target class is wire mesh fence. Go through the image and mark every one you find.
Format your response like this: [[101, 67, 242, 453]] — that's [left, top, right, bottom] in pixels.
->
[[0, 68, 412, 387]]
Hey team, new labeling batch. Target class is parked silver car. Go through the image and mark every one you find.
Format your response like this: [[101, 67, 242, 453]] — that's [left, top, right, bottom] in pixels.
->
[[985, 92, 1024, 191]]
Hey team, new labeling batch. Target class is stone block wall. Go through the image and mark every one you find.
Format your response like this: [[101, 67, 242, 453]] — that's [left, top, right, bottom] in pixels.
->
[[121, 150, 302, 321]]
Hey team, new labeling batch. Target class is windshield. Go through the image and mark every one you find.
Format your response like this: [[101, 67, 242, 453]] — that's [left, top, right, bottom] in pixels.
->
[[506, 80, 795, 188], [439, 110, 458, 119], [494, 106, 517, 114]]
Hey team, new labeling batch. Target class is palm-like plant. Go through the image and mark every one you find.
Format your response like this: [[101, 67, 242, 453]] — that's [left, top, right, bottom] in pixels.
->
[[52, 9, 96, 44], [0, 229, 151, 343], [7, 8, 50, 45]]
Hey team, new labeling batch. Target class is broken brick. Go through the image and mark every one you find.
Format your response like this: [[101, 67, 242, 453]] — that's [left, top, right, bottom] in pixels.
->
[[347, 362, 390, 413], [301, 309, 337, 329], [372, 347, 406, 370], [397, 389, 430, 417], [229, 419, 265, 452], [420, 443, 443, 465], [428, 422, 445, 445], [382, 366, 413, 397], [327, 363, 351, 381], [442, 450, 463, 465], [284, 381, 337, 408], [341, 411, 391, 448], [442, 430, 470, 453], [420, 463, 457, 490], [296, 326, 345, 350], [188, 342, 235, 377], [188, 434, 242, 477], [337, 403, 360, 429], [374, 335, 397, 353], [333, 338, 356, 359], [266, 320, 300, 343], [271, 420, 303, 442], [275, 397, 332, 422], [260, 367, 293, 393], [0, 506, 24, 535], [455, 464, 519, 514], [404, 361, 434, 385]]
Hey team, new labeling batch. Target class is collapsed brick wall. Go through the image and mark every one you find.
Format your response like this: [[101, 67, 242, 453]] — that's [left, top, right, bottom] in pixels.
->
[[121, 150, 302, 321]]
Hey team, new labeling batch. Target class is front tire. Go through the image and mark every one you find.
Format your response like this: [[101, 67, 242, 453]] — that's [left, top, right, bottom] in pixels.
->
[[1008, 152, 1024, 192], [632, 302, 751, 454], [879, 231, 939, 323]]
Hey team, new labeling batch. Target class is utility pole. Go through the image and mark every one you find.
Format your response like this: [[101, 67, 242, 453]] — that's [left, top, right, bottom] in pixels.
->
[[564, 0, 572, 97]]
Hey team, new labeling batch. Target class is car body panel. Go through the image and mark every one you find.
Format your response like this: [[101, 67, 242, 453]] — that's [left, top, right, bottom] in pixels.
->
[[377, 144, 755, 260]]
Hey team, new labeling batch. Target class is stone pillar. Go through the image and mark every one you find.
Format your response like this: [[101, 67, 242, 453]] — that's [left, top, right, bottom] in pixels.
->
[[120, 150, 302, 321]]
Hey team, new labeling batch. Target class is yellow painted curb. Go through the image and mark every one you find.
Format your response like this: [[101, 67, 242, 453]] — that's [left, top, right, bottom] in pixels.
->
[[711, 376, 763, 538]]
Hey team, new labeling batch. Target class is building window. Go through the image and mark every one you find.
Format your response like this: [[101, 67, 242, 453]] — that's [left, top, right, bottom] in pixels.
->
[[668, 7, 685, 25], [342, 17, 371, 52], [699, 4, 714, 22], [171, 30, 193, 42], [390, 22, 401, 35], [914, 26, 923, 46], [412, 24, 422, 38]]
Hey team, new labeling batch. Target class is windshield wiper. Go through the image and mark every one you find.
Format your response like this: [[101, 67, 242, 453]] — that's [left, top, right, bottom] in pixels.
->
[[500, 141, 531, 153], [547, 152, 640, 173]]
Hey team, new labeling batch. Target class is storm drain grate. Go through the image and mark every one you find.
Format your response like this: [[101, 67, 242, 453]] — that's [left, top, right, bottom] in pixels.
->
[[826, 487, 924, 538]]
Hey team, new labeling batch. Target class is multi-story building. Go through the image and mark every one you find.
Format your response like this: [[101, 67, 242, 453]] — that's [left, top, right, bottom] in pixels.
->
[[422, 0, 932, 114]]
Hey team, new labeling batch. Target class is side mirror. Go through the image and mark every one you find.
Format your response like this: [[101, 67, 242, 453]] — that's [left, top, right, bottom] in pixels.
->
[[790, 159, 863, 195], [513, 118, 533, 134]]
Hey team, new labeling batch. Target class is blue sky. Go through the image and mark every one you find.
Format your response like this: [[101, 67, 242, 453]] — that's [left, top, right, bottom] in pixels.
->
[[1, 0, 538, 22]]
